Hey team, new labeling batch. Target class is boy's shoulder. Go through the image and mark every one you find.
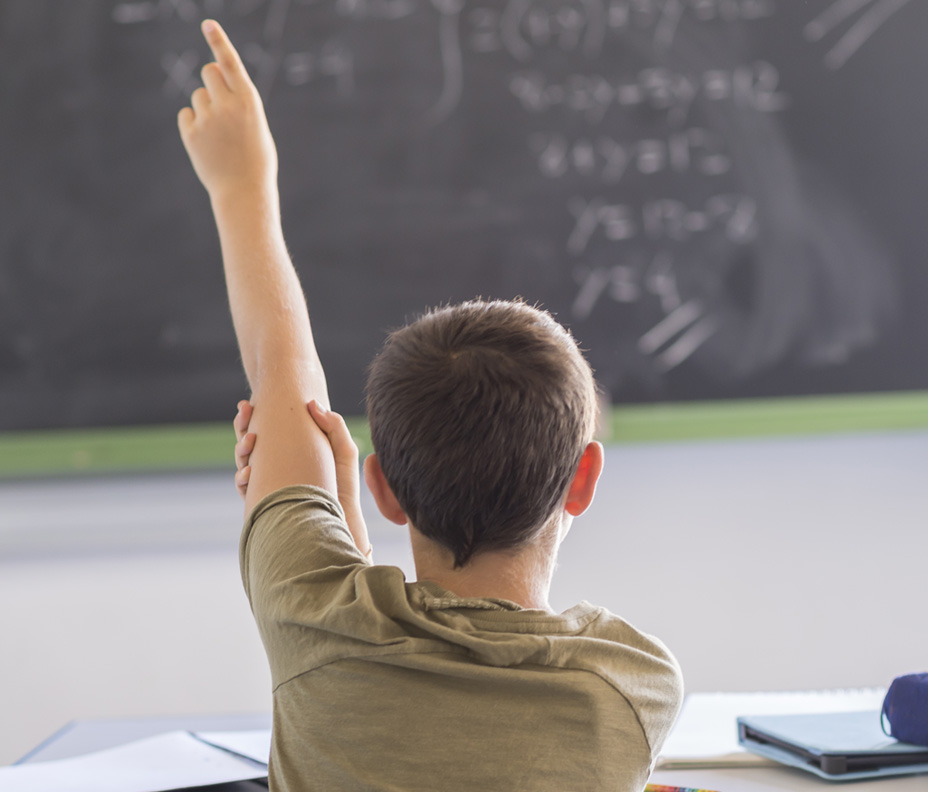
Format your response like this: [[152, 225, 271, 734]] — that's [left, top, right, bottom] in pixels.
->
[[400, 579, 684, 731], [562, 605, 684, 754]]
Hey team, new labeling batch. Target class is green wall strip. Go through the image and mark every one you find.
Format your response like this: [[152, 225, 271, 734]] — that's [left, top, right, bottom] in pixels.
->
[[1, 392, 926, 479], [603, 391, 928, 444]]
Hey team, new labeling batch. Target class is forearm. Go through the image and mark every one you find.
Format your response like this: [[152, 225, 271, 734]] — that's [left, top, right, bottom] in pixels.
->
[[179, 20, 337, 506], [210, 185, 328, 405]]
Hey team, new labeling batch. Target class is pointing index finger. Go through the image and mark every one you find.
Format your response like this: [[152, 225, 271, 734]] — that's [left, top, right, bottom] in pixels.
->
[[201, 19, 249, 90]]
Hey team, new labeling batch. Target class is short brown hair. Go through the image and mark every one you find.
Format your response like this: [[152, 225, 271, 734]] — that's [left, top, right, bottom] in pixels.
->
[[366, 300, 598, 567]]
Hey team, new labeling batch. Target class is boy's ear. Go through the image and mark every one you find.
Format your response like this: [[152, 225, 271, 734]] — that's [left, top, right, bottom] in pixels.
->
[[564, 442, 604, 517], [363, 453, 408, 525]]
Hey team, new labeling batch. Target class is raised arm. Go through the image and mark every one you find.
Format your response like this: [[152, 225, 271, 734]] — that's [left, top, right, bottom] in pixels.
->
[[178, 20, 336, 512]]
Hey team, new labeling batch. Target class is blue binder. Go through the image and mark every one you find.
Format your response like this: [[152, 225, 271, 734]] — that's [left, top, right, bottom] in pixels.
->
[[737, 710, 928, 782]]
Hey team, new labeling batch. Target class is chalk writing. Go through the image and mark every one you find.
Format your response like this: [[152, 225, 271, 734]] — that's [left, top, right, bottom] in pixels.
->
[[571, 255, 723, 371], [804, 0, 914, 70], [111, 0, 897, 378], [114, 0, 200, 24], [643, 304, 719, 371], [464, 0, 775, 59], [509, 63, 788, 124], [529, 129, 731, 182], [567, 194, 757, 254], [335, 0, 417, 20], [572, 251, 682, 318], [424, 0, 466, 125], [116, 0, 358, 96]]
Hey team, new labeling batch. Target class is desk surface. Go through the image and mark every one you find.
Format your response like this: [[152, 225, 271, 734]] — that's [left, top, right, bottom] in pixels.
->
[[650, 765, 928, 791], [20, 715, 928, 791]]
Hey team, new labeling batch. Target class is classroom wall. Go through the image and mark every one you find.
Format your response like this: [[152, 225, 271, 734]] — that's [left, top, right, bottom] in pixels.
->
[[2, 429, 926, 766]]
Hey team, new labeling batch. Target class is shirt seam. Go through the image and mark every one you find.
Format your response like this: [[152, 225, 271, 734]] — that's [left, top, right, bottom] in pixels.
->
[[271, 647, 480, 692], [457, 607, 602, 630], [271, 649, 656, 757]]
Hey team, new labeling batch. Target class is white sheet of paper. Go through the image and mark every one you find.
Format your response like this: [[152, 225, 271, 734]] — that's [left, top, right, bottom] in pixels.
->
[[658, 687, 887, 768], [0, 731, 267, 792], [194, 729, 272, 765]]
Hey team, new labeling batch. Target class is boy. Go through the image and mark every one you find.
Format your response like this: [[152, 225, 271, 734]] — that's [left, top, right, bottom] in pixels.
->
[[179, 20, 682, 791]]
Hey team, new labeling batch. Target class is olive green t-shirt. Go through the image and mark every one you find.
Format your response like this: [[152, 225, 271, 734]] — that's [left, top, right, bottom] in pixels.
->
[[241, 486, 683, 792]]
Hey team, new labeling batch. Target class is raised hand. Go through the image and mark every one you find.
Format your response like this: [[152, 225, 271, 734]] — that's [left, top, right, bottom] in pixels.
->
[[177, 19, 277, 200]]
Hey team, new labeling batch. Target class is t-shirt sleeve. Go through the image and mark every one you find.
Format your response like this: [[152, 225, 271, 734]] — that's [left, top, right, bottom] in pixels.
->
[[239, 485, 379, 686], [569, 613, 684, 766], [240, 486, 420, 689], [239, 484, 369, 610], [635, 635, 685, 763]]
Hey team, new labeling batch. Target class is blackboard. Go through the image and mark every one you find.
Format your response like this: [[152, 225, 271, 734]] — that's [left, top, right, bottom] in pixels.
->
[[3, 0, 928, 431]]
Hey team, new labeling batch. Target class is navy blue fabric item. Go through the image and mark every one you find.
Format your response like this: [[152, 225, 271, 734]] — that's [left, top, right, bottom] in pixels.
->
[[882, 673, 928, 747]]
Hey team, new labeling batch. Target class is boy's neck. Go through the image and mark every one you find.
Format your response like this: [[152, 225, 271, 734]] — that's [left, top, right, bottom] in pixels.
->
[[408, 525, 561, 613]]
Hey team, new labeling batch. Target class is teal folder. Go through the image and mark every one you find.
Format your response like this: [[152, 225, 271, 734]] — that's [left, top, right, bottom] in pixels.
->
[[737, 710, 928, 782]]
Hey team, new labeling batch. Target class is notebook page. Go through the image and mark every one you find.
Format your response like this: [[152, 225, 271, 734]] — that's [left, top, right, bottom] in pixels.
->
[[0, 731, 266, 792], [657, 688, 887, 768], [194, 729, 271, 765]]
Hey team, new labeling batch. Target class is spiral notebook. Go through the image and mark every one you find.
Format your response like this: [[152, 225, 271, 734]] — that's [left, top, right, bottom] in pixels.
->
[[657, 687, 887, 769]]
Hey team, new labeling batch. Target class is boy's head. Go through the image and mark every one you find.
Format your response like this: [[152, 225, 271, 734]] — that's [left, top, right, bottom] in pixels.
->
[[366, 299, 599, 567]]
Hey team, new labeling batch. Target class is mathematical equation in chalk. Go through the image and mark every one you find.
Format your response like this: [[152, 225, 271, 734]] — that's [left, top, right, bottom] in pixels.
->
[[160, 39, 353, 97], [572, 252, 725, 372], [509, 63, 789, 125], [529, 129, 731, 183], [465, 0, 776, 59], [112, 0, 917, 373], [567, 193, 757, 254]]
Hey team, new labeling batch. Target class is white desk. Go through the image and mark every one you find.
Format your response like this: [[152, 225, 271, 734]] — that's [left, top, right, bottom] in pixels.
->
[[649, 764, 928, 791], [20, 716, 928, 791]]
